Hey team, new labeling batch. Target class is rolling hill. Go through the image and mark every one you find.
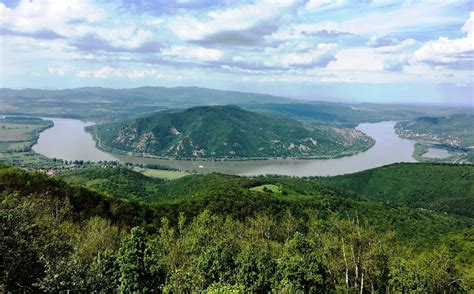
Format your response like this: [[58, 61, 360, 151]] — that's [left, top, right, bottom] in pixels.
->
[[89, 105, 374, 159], [0, 86, 291, 120], [1, 86, 471, 124], [316, 163, 474, 217], [2, 163, 473, 292]]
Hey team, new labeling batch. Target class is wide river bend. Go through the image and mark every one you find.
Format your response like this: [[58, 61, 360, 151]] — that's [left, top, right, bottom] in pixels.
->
[[33, 118, 418, 176]]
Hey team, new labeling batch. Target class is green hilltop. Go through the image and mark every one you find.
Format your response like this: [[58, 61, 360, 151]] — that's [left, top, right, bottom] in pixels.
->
[[316, 162, 474, 217], [90, 105, 374, 159]]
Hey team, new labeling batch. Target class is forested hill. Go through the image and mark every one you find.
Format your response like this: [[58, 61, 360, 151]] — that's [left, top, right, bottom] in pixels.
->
[[90, 105, 373, 159], [316, 163, 474, 217], [1, 163, 474, 292], [1, 163, 473, 292]]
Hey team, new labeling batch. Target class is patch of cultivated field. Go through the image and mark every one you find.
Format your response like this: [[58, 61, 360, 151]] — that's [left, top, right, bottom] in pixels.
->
[[0, 123, 38, 141], [132, 167, 189, 180], [250, 184, 281, 193]]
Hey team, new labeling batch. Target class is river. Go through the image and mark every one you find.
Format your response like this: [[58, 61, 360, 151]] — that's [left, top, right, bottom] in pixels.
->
[[33, 118, 417, 176]]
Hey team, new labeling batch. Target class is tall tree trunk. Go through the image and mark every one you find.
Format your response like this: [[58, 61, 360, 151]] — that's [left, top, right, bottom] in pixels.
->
[[342, 237, 349, 289]]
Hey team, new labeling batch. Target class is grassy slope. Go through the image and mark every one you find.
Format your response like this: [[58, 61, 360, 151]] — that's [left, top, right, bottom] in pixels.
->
[[92, 105, 373, 159], [316, 163, 474, 217]]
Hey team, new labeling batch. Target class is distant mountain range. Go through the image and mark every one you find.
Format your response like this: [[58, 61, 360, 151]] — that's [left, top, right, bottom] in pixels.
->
[[1, 86, 471, 123], [89, 105, 374, 159], [0, 86, 291, 120]]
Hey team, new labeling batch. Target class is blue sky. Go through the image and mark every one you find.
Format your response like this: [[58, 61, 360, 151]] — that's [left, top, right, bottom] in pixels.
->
[[0, 0, 473, 105]]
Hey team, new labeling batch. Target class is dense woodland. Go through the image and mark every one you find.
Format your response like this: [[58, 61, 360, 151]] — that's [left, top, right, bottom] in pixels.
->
[[1, 163, 473, 292], [91, 105, 374, 159]]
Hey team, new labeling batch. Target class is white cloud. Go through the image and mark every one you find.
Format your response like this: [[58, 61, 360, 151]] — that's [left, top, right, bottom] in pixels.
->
[[76, 67, 122, 78], [170, 0, 295, 40], [304, 0, 346, 11], [76, 70, 92, 78], [299, 1, 464, 35], [265, 43, 337, 67], [413, 12, 474, 66], [375, 39, 417, 54], [0, 0, 104, 33], [327, 48, 385, 71], [94, 66, 121, 78], [127, 69, 160, 79], [162, 46, 223, 61], [48, 66, 71, 76]]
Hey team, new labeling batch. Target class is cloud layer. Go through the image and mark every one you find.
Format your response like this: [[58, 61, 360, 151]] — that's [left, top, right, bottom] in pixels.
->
[[0, 0, 472, 103]]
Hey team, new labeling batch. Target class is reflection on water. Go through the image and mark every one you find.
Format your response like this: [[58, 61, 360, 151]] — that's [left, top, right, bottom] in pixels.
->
[[33, 118, 417, 176]]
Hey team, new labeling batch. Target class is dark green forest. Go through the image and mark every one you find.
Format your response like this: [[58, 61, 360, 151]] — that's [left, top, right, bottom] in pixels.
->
[[1, 163, 473, 292], [316, 163, 474, 217]]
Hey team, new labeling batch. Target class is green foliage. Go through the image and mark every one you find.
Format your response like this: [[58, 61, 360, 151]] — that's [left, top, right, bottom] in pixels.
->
[[117, 227, 163, 293], [1, 163, 473, 292], [316, 162, 474, 217], [92, 105, 374, 159], [58, 167, 166, 202], [88, 250, 121, 292], [274, 232, 330, 292], [389, 248, 463, 293], [234, 246, 275, 292]]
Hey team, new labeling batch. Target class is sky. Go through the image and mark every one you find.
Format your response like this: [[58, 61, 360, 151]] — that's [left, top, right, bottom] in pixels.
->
[[0, 0, 473, 105]]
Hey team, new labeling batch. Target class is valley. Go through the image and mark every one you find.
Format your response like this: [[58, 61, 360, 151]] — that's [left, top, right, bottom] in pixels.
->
[[2, 2, 473, 292], [0, 87, 472, 294]]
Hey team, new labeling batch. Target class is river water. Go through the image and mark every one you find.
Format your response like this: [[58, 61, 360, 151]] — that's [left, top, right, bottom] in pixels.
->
[[33, 118, 417, 176]]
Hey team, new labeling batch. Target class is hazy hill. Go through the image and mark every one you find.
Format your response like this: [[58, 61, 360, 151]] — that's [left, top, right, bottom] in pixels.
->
[[90, 105, 374, 159], [0, 86, 291, 119], [396, 114, 474, 148], [1, 86, 471, 124], [243, 102, 424, 127]]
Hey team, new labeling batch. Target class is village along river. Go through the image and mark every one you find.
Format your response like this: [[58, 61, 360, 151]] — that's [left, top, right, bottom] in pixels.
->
[[33, 118, 418, 176]]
